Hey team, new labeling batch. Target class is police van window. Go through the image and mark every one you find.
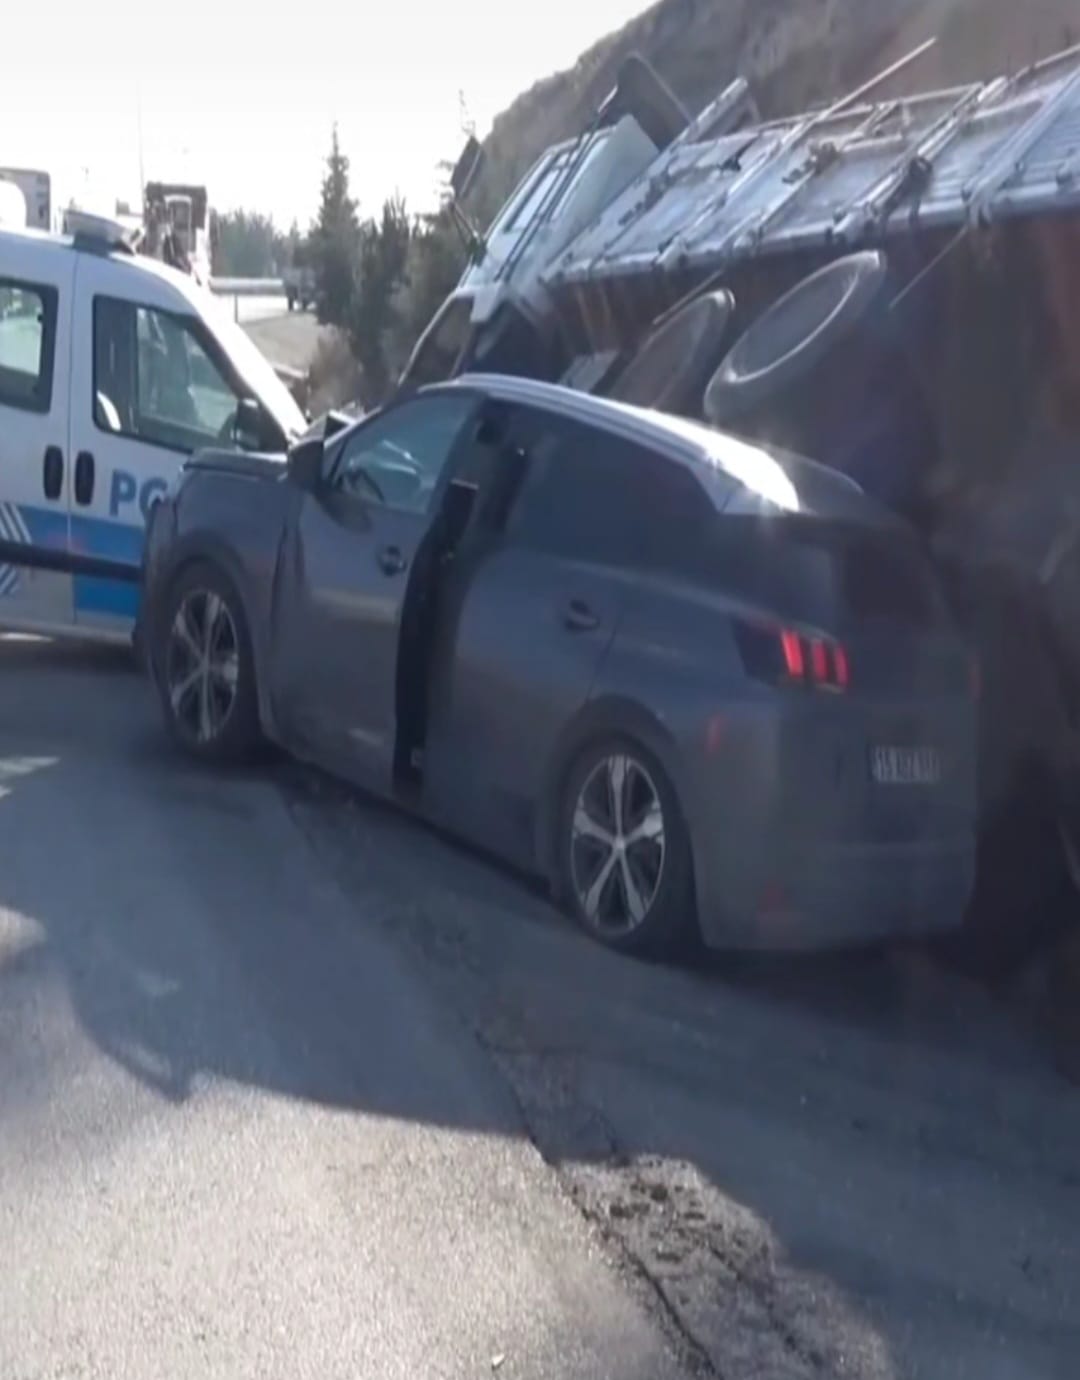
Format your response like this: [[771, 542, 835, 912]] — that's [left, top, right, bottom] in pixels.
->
[[93, 297, 247, 453], [0, 278, 57, 414]]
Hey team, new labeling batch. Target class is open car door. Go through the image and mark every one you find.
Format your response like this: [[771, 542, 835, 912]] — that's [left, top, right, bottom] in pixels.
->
[[271, 390, 479, 792]]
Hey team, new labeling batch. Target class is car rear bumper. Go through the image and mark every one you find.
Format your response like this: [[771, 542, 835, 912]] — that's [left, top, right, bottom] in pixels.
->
[[695, 832, 975, 951]]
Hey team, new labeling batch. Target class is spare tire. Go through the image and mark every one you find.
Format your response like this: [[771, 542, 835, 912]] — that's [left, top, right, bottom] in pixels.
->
[[704, 251, 889, 425], [607, 290, 736, 415]]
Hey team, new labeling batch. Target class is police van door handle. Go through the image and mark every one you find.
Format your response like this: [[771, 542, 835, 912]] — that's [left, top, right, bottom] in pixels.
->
[[43, 446, 64, 501], [74, 451, 95, 506]]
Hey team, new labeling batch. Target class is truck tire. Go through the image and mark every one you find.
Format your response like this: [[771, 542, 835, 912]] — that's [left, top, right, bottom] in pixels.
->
[[704, 251, 889, 424], [606, 290, 736, 415]]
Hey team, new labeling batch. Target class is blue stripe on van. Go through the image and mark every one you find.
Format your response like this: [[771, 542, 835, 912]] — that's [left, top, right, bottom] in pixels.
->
[[17, 504, 143, 622], [18, 505, 144, 565], [73, 576, 141, 619]]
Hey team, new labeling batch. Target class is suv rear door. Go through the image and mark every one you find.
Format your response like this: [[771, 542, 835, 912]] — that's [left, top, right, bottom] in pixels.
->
[[0, 251, 74, 632], [422, 402, 647, 866]]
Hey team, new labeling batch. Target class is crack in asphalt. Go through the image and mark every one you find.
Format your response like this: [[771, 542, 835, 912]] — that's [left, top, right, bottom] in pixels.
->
[[283, 780, 1080, 1380], [484, 1046, 724, 1380], [284, 787, 882, 1379]]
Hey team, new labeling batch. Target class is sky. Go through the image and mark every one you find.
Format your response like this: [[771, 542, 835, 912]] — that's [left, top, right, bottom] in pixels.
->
[[4, 0, 653, 228]]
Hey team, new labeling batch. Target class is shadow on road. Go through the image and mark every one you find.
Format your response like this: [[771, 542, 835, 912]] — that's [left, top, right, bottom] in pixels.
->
[[282, 762, 1080, 1380], [2, 636, 1079, 1378]]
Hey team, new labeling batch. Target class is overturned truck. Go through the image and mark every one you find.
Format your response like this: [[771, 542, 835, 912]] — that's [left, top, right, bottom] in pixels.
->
[[405, 43, 1080, 972]]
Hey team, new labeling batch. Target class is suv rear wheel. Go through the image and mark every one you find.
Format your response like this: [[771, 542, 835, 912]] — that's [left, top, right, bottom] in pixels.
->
[[559, 737, 695, 957]]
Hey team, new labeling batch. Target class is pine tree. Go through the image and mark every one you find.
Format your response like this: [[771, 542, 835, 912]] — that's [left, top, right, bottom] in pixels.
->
[[311, 126, 359, 329]]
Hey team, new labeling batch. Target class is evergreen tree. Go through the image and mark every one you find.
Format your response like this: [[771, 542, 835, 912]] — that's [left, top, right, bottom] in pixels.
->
[[311, 126, 359, 329], [348, 196, 412, 403]]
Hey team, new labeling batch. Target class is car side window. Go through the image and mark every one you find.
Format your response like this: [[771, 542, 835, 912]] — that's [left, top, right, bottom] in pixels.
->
[[332, 394, 475, 513], [94, 297, 248, 452], [0, 277, 57, 414], [503, 409, 683, 567]]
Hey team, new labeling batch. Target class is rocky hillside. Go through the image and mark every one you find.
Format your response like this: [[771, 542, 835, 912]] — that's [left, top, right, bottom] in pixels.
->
[[476, 0, 1080, 214]]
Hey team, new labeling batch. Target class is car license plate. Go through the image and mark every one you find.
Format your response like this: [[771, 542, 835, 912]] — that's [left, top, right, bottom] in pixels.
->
[[869, 745, 941, 786]]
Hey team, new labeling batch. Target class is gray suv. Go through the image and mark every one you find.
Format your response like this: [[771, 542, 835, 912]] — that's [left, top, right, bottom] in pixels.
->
[[142, 374, 977, 955]]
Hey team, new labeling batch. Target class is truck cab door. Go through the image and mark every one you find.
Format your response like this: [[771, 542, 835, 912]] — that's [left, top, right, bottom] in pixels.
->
[[0, 255, 74, 632], [67, 255, 258, 637]]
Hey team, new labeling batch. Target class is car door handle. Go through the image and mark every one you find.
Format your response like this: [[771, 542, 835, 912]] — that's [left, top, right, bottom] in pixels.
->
[[562, 598, 600, 632], [43, 446, 63, 501], [376, 544, 407, 576], [74, 451, 95, 506]]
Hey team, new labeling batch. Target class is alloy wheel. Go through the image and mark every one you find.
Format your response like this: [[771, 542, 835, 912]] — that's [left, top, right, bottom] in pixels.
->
[[570, 753, 666, 936], [165, 588, 240, 745]]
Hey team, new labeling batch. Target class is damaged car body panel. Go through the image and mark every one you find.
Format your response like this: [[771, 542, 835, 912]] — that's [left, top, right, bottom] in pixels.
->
[[142, 375, 977, 956]]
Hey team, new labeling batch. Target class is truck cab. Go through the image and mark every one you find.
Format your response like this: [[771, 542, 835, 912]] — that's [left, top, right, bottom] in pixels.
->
[[400, 57, 757, 394], [0, 168, 51, 231], [143, 182, 212, 285], [0, 213, 305, 643], [400, 118, 660, 390]]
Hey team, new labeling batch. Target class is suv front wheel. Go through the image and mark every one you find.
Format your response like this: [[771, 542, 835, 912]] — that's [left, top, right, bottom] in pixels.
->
[[155, 561, 260, 763]]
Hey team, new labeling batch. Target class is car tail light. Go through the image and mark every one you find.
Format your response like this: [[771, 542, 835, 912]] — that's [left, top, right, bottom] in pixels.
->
[[736, 620, 851, 693]]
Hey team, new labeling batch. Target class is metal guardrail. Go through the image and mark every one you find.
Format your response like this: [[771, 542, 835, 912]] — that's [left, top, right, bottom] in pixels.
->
[[208, 277, 285, 296]]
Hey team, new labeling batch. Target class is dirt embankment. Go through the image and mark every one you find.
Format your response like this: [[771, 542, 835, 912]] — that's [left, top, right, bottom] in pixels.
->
[[478, 0, 1080, 215], [243, 311, 330, 376]]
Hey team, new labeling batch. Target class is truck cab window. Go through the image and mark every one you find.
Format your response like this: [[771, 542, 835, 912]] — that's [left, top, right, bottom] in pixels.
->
[[400, 297, 472, 388], [93, 297, 248, 452]]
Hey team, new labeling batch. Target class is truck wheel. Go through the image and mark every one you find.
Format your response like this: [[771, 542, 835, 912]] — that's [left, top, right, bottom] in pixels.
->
[[704, 251, 889, 424], [156, 562, 260, 764], [607, 290, 736, 416]]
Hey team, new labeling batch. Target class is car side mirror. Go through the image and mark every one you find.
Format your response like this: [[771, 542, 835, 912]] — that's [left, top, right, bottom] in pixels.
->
[[235, 396, 264, 450], [287, 435, 324, 492]]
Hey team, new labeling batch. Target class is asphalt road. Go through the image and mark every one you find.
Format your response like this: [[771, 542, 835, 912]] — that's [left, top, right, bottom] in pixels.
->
[[0, 636, 687, 1380], [290, 763, 1080, 1377], [2, 637, 1079, 1379], [242, 307, 328, 374]]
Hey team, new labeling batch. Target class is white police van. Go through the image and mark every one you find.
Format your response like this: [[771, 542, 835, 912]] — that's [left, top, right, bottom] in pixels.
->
[[0, 212, 305, 642]]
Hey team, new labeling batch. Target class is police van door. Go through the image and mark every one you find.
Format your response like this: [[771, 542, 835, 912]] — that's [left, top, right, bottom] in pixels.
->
[[67, 256, 248, 635], [0, 256, 74, 632]]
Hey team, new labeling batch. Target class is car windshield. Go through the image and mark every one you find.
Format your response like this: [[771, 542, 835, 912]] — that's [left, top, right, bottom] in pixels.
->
[[200, 291, 307, 442], [7, 8, 1080, 1380]]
